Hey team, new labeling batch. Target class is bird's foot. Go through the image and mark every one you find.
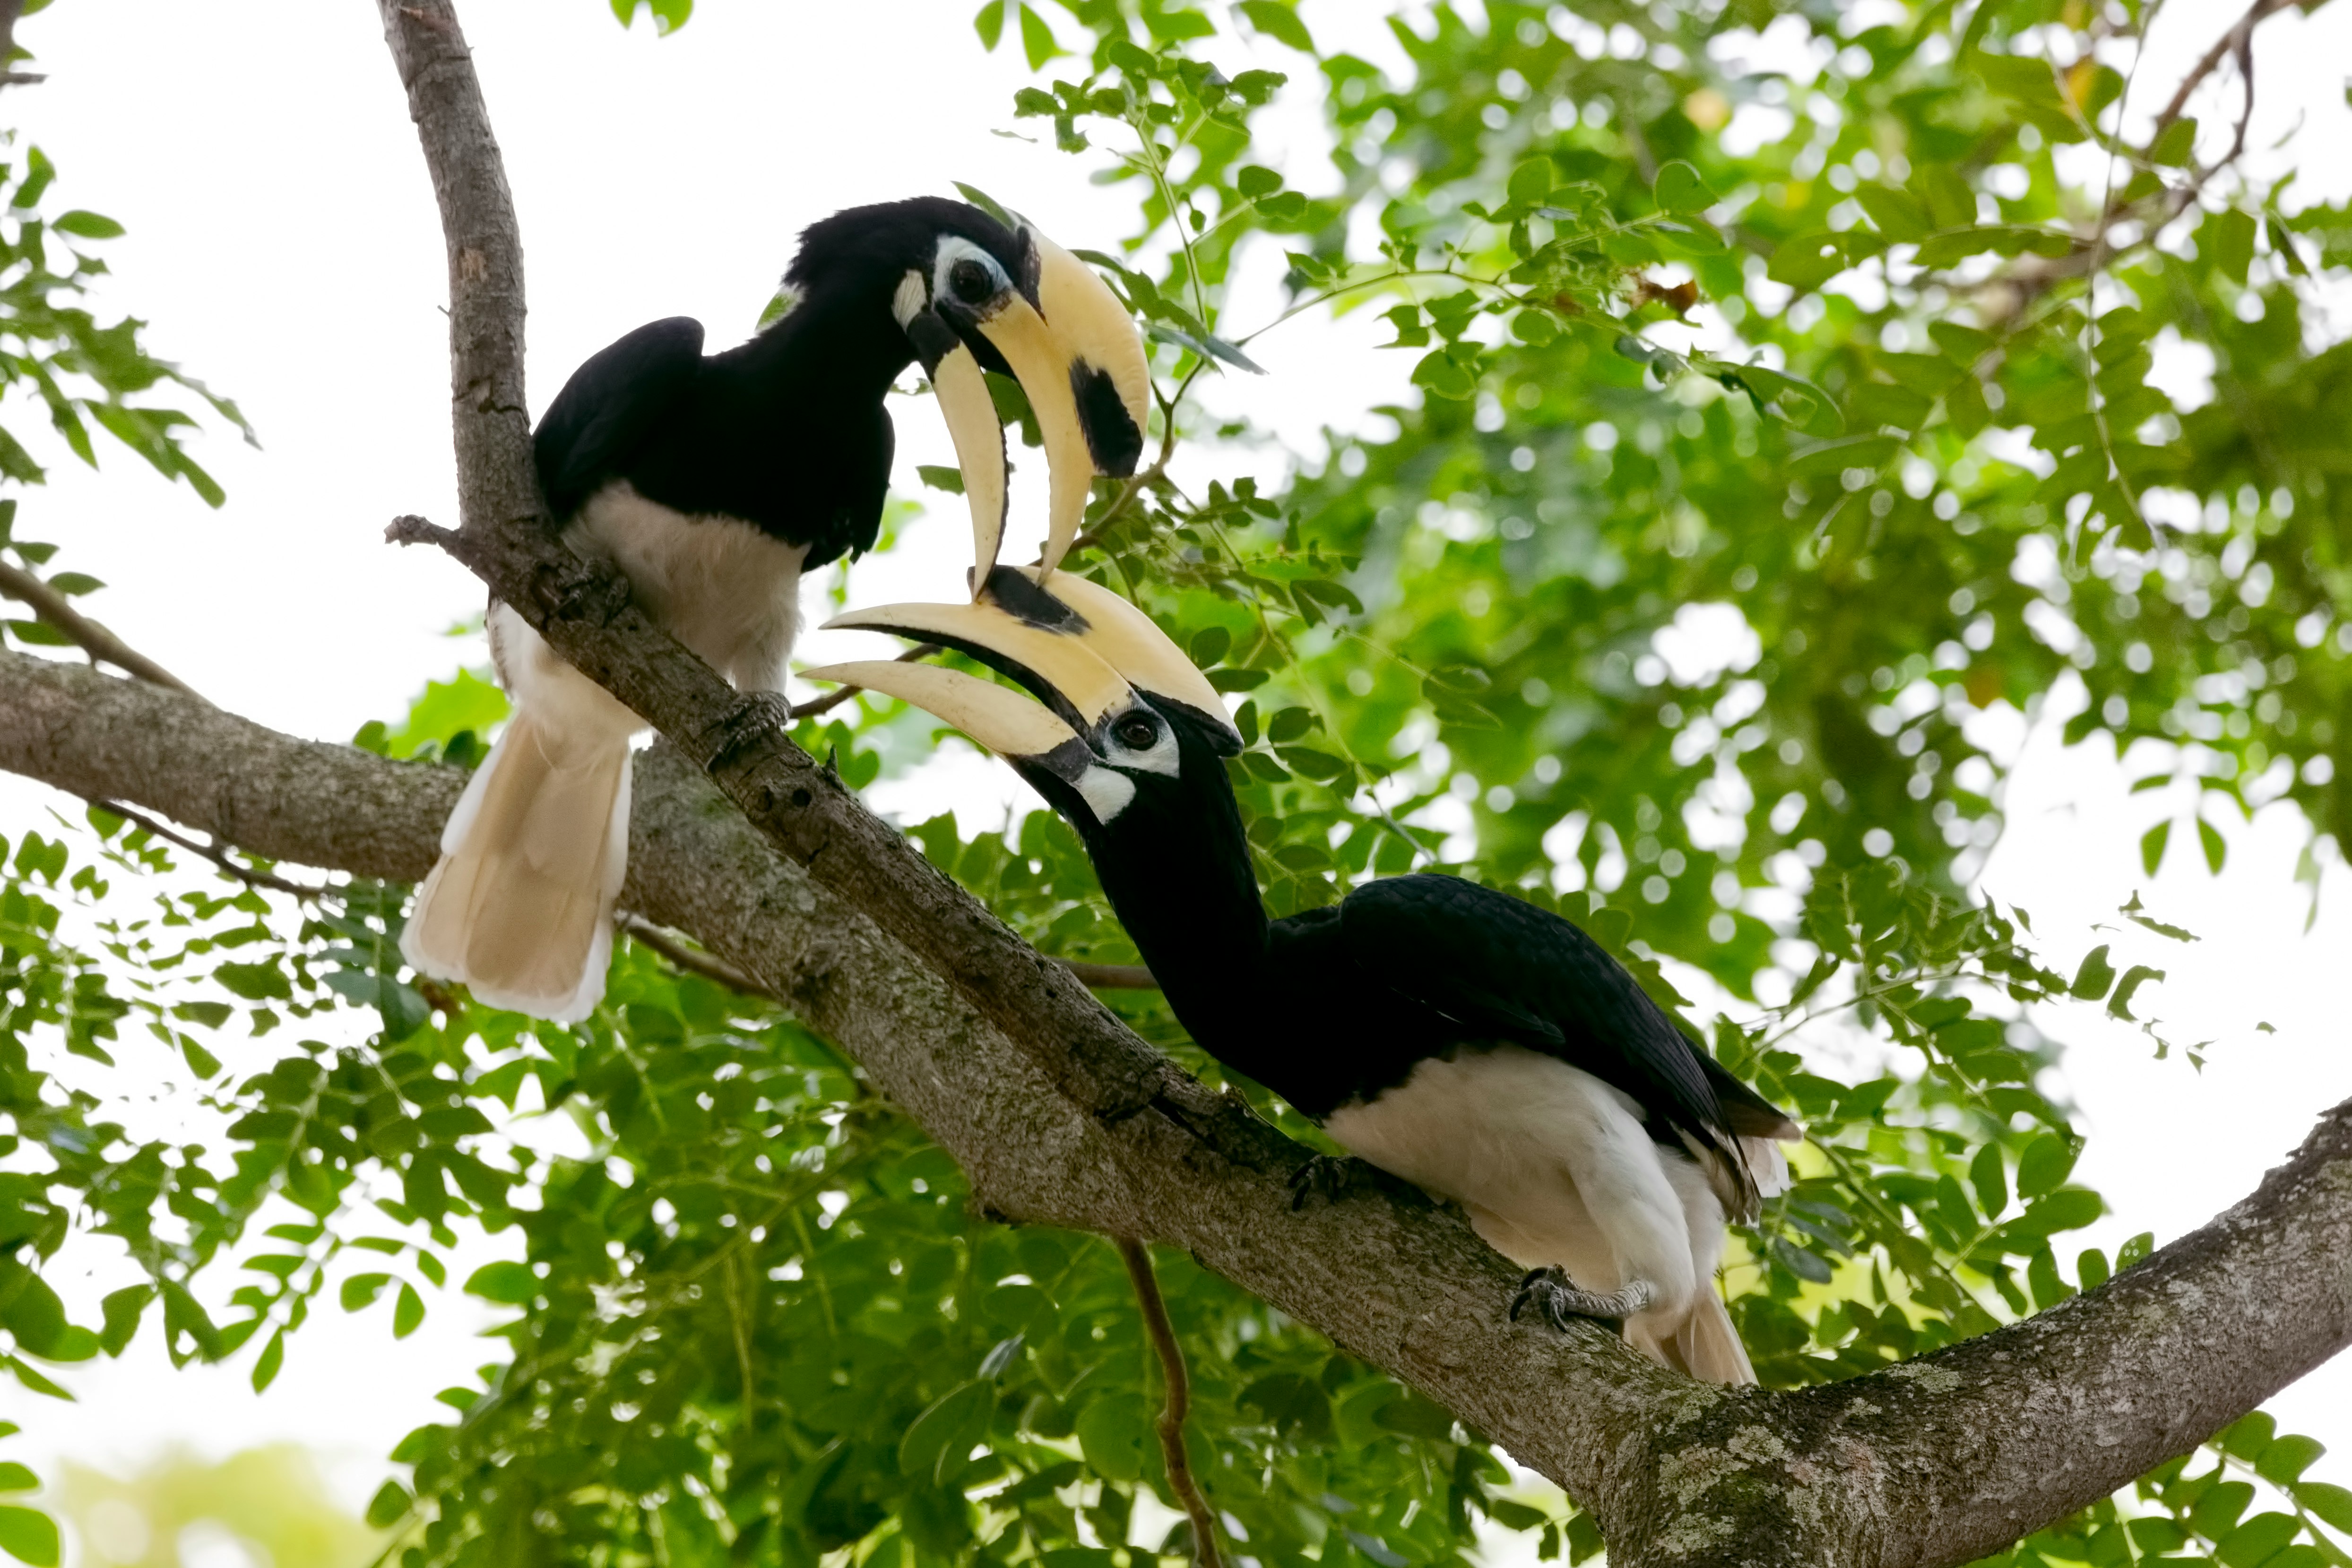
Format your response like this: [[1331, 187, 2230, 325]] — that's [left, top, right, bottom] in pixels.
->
[[706, 691, 797, 775], [1288, 1152, 1370, 1211], [1509, 1267, 1655, 1332]]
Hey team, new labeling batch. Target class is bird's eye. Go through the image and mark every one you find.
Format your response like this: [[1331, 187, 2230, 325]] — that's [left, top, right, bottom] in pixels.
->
[[1113, 714, 1159, 750], [949, 258, 994, 304]]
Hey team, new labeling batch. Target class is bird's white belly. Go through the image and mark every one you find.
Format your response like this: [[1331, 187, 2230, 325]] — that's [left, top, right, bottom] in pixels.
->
[[1322, 1045, 1715, 1318], [565, 481, 808, 693]]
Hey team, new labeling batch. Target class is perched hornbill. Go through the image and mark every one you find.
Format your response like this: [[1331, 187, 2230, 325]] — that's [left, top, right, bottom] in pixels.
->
[[401, 197, 1150, 1023], [805, 571, 1800, 1383]]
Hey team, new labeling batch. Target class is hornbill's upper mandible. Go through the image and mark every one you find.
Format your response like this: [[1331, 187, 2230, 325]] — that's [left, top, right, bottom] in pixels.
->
[[400, 198, 1149, 1023], [805, 571, 1801, 1385]]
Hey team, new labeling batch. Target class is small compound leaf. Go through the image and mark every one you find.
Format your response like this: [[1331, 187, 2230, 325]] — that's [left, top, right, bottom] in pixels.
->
[[1653, 160, 1715, 215]]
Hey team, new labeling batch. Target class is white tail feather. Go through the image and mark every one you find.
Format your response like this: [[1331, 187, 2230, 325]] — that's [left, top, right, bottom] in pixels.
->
[[400, 710, 633, 1024], [1669, 1287, 1758, 1386]]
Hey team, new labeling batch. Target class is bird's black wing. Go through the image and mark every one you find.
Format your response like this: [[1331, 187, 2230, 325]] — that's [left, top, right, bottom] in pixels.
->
[[1333, 873, 1739, 1149], [534, 317, 707, 520]]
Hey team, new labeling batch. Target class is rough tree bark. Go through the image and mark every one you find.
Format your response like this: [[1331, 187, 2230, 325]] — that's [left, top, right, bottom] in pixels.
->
[[0, 1, 2344, 1560]]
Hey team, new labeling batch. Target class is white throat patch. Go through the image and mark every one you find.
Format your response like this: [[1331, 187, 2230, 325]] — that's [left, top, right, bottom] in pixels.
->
[[1074, 765, 1137, 822], [891, 269, 927, 329]]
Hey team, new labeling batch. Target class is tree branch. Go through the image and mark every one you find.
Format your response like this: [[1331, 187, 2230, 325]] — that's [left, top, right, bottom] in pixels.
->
[[2150, 0, 2295, 138], [9, 648, 2352, 1563], [1119, 1236, 1224, 1568], [0, 558, 206, 699]]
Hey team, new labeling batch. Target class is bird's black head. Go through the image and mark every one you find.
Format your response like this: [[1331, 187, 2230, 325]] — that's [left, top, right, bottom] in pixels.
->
[[784, 196, 1034, 328], [782, 198, 1151, 583]]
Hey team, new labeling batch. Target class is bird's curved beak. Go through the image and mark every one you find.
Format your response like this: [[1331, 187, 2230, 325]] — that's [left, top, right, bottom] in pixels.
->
[[925, 228, 1148, 590], [821, 593, 1136, 739], [986, 567, 1241, 754], [795, 658, 1102, 786], [821, 569, 1242, 755], [906, 312, 1011, 592]]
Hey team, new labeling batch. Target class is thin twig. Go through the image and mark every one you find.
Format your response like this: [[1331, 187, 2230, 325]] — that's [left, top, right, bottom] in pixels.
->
[[790, 641, 942, 721], [1116, 1236, 1222, 1568], [2150, 0, 2294, 136], [0, 559, 207, 700], [91, 797, 329, 899], [617, 911, 776, 998]]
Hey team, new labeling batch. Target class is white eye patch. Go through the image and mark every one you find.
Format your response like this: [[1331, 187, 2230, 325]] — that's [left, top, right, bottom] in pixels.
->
[[931, 235, 1011, 305], [1103, 711, 1181, 777]]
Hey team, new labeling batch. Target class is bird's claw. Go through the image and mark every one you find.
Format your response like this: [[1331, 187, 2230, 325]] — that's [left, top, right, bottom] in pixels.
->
[[1509, 1266, 1655, 1333], [1288, 1153, 1362, 1212], [707, 691, 797, 774]]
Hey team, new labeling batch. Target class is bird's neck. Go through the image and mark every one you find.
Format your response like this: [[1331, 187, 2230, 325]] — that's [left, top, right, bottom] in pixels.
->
[[732, 281, 912, 406], [1077, 750, 1277, 1051]]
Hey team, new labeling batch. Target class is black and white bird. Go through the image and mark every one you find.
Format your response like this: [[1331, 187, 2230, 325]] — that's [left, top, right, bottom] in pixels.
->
[[805, 573, 1800, 1383], [401, 198, 1149, 1023]]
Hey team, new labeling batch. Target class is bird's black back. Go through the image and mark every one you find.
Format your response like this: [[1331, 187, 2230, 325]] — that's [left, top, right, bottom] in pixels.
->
[[1262, 874, 1785, 1163]]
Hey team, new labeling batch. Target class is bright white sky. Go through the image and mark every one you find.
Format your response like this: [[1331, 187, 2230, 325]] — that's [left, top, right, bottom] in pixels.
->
[[4, 0, 2350, 1551]]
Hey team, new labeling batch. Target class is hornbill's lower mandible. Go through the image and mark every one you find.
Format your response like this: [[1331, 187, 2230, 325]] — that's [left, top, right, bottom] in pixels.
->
[[400, 198, 1149, 1023], [805, 571, 1801, 1384]]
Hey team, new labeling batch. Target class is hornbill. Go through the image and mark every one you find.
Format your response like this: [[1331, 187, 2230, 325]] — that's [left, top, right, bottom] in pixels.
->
[[401, 197, 1150, 1023], [804, 571, 1801, 1383]]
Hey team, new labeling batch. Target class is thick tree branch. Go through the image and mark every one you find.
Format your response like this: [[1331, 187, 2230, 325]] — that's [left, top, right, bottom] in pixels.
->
[[13, 644, 2352, 1568]]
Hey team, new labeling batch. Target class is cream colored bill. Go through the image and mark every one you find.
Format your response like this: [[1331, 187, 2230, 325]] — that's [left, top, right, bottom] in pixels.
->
[[798, 661, 1081, 760], [1019, 569, 1234, 737], [1032, 232, 1151, 454], [821, 599, 1135, 728], [975, 296, 1097, 578], [927, 341, 1010, 590]]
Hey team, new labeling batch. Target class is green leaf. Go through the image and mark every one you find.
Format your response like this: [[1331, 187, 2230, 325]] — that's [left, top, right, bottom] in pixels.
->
[[2149, 115, 2197, 166], [340, 1272, 392, 1312], [2118, 892, 2197, 942], [1509, 157, 1556, 210], [917, 464, 965, 495], [250, 1327, 285, 1392], [2292, 1482, 2352, 1532], [2069, 944, 2116, 999], [973, 0, 1006, 49], [366, 1482, 414, 1530], [1235, 164, 1283, 200], [1017, 3, 1060, 69], [463, 1261, 537, 1305], [0, 1469, 33, 1496], [1969, 1140, 2009, 1218], [2198, 816, 2227, 874], [1237, 0, 1314, 51], [1653, 160, 1715, 215], [2141, 820, 2171, 875], [2107, 965, 2165, 1021], [0, 1271, 64, 1357], [901, 1380, 993, 1482], [2016, 1133, 2076, 1198], [1854, 184, 1931, 242], [1411, 347, 1478, 400], [1074, 1392, 1150, 1482], [390, 1280, 424, 1340], [98, 1286, 150, 1357], [0, 1506, 59, 1568], [51, 210, 125, 241], [2211, 208, 2257, 284]]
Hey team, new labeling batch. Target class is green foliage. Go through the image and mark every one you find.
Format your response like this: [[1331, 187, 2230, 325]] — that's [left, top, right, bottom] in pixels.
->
[[12, 0, 2352, 1563]]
